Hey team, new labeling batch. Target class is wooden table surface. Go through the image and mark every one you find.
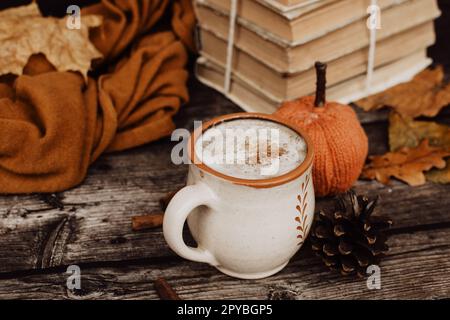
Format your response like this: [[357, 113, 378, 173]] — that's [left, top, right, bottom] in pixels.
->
[[0, 78, 449, 300]]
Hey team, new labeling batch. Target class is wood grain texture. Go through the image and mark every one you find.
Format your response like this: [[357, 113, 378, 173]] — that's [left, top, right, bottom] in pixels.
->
[[1, 156, 449, 273], [0, 227, 449, 300], [0, 79, 450, 273], [0, 78, 449, 299]]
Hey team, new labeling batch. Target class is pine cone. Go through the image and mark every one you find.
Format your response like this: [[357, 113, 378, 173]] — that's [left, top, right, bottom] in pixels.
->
[[310, 190, 393, 277]]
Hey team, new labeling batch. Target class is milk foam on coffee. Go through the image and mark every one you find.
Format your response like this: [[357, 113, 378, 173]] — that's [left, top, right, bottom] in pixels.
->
[[195, 119, 307, 179]]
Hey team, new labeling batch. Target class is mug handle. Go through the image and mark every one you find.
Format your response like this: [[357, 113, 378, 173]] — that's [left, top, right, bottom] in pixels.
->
[[163, 183, 219, 266]]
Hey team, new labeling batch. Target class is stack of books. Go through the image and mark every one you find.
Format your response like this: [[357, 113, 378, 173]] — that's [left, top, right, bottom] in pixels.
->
[[194, 0, 440, 113]]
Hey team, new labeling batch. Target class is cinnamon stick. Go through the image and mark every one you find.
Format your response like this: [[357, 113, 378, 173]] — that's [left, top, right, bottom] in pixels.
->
[[314, 61, 327, 107], [131, 213, 164, 231], [154, 278, 181, 300]]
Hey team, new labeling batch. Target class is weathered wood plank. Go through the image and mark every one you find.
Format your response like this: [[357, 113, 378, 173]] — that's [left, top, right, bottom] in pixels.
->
[[0, 171, 450, 272], [1, 139, 449, 274], [0, 227, 449, 300], [0, 79, 449, 273]]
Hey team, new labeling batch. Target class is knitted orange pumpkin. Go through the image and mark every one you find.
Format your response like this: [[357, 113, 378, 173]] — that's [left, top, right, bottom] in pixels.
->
[[274, 62, 368, 196]]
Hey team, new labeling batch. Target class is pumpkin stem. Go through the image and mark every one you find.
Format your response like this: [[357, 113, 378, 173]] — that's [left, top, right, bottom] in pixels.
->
[[314, 61, 327, 107]]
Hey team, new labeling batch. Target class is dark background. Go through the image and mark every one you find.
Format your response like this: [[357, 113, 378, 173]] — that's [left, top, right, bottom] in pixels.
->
[[1, 0, 449, 69], [0, 0, 99, 16]]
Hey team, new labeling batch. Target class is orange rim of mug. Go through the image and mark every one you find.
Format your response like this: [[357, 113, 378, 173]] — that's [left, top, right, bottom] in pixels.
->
[[188, 113, 314, 188]]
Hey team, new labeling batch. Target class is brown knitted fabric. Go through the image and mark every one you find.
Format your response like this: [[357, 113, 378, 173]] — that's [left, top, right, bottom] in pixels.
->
[[0, 0, 195, 194], [275, 96, 368, 196]]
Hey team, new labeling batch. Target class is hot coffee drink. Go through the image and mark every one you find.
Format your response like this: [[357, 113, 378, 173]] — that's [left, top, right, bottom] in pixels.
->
[[164, 113, 315, 279], [195, 118, 307, 179]]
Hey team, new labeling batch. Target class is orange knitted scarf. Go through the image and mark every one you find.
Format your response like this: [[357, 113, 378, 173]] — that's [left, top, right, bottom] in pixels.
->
[[0, 0, 195, 194]]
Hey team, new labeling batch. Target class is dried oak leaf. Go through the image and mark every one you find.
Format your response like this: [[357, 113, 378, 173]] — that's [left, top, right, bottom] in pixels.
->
[[0, 3, 102, 80], [356, 66, 450, 118], [389, 112, 450, 184], [361, 139, 450, 186]]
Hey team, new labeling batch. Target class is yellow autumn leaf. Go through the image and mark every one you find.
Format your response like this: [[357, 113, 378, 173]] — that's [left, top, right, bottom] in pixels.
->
[[0, 3, 102, 80]]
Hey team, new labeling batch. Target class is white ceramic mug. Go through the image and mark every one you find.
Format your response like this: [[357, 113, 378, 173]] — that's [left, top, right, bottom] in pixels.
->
[[163, 113, 315, 279]]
